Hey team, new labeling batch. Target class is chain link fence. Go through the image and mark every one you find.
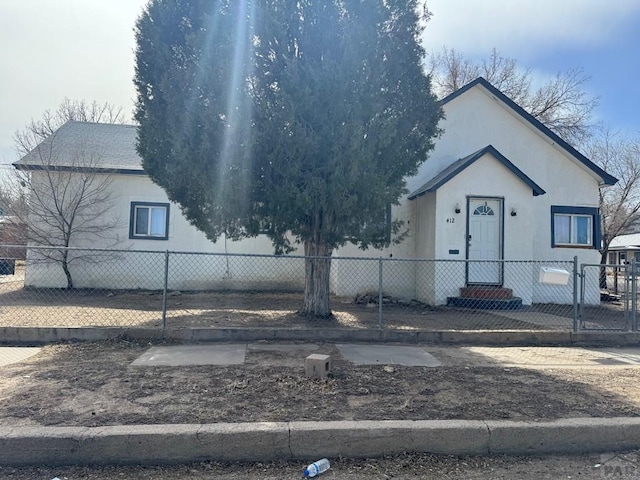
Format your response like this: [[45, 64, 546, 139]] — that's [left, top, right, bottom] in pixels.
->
[[0, 244, 635, 332], [578, 262, 639, 331]]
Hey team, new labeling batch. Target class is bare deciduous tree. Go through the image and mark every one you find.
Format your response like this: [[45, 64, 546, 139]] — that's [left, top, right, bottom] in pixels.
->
[[0, 178, 27, 218], [11, 100, 125, 289], [0, 178, 28, 256], [428, 48, 598, 145], [14, 99, 124, 156], [586, 129, 640, 261]]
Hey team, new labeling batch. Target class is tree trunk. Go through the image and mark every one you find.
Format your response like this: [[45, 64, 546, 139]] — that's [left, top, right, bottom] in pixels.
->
[[62, 250, 73, 290], [301, 240, 333, 317], [599, 249, 608, 290]]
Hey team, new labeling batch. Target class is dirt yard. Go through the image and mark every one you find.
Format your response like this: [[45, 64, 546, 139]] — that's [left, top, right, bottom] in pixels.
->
[[1, 339, 640, 428], [2, 277, 630, 331]]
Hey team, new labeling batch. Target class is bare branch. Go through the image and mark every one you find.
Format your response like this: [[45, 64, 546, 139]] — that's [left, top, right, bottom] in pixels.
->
[[427, 48, 597, 145], [586, 129, 640, 251], [13, 99, 125, 157], [9, 100, 126, 288], [428, 47, 479, 96]]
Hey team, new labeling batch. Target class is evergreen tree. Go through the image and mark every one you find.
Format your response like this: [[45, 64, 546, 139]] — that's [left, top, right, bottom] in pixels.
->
[[134, 0, 442, 316]]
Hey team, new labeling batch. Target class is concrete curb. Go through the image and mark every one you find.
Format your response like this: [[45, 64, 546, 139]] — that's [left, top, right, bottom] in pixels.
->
[[1, 418, 640, 466], [1, 326, 639, 346]]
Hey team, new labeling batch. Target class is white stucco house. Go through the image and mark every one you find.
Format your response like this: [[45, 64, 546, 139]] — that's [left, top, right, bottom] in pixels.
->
[[13, 77, 617, 305]]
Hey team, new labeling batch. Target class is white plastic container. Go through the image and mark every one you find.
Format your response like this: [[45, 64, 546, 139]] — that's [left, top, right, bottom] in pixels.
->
[[303, 458, 331, 477], [539, 267, 570, 285]]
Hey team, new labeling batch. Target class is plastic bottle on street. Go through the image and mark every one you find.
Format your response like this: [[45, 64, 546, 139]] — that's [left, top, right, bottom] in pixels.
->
[[303, 458, 331, 477]]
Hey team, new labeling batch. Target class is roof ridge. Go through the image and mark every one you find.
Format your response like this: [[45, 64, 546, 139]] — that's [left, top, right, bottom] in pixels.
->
[[63, 120, 137, 128]]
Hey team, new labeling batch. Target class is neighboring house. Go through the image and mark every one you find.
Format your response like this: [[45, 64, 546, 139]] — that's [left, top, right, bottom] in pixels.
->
[[607, 233, 640, 265], [0, 216, 26, 249], [0, 216, 26, 274], [13, 77, 617, 305]]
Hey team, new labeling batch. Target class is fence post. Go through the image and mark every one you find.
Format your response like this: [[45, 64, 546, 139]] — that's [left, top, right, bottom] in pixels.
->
[[162, 250, 170, 332], [633, 259, 638, 332], [572, 256, 579, 332], [378, 257, 383, 329]]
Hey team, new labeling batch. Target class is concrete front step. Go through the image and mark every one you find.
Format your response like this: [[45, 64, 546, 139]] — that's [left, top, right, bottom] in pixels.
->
[[447, 296, 523, 310]]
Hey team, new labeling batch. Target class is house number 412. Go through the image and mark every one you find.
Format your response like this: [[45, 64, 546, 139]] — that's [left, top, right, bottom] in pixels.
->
[[446, 217, 455, 223]]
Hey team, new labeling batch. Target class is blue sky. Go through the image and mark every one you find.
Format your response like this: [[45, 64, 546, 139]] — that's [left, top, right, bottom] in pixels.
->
[[0, 0, 638, 174], [423, 0, 640, 134]]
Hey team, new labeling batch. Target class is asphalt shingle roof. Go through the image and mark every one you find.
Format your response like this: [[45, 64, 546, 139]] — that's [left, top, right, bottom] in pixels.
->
[[13, 121, 142, 173], [408, 145, 546, 200]]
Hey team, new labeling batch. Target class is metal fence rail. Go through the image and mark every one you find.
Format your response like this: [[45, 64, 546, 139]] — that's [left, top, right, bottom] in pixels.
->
[[0, 244, 637, 332], [578, 262, 638, 331]]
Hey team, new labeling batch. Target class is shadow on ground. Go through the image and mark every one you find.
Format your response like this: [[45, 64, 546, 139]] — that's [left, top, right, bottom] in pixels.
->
[[0, 283, 580, 331]]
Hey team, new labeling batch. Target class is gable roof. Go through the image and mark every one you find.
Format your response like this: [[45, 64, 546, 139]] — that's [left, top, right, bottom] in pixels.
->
[[440, 77, 618, 186], [408, 145, 546, 200], [13, 121, 144, 174]]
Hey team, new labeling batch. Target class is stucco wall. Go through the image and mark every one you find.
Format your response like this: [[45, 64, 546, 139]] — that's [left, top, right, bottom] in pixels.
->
[[430, 154, 536, 304], [403, 84, 602, 305], [24, 172, 306, 290], [331, 202, 418, 299], [413, 193, 436, 303]]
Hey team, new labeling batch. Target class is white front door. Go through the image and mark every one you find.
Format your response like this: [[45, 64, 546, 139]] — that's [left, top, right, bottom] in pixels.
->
[[467, 198, 502, 285]]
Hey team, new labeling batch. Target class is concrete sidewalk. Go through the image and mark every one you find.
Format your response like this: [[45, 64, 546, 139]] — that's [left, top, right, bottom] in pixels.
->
[[1, 418, 640, 466], [5, 343, 640, 369], [125, 343, 640, 368], [0, 347, 40, 366]]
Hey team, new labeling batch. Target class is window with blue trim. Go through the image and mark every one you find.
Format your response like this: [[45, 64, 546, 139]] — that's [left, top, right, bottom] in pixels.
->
[[551, 206, 600, 248], [129, 202, 170, 240]]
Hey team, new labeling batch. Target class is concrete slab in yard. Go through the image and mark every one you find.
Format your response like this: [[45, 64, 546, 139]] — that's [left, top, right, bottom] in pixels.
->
[[0, 347, 41, 366], [131, 345, 246, 366], [247, 344, 319, 352], [451, 347, 640, 368], [336, 344, 442, 367]]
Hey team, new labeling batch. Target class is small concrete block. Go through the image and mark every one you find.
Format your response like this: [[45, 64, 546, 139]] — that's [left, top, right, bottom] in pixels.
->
[[305, 354, 331, 378]]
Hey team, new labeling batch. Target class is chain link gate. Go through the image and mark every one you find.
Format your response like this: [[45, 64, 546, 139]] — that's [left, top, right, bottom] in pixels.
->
[[577, 260, 638, 331]]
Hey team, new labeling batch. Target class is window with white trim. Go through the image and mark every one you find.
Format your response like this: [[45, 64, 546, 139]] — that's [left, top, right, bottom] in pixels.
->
[[129, 202, 169, 240], [551, 206, 599, 248]]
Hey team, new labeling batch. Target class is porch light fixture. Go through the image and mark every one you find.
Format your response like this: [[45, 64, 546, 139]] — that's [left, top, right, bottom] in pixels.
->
[[510, 208, 517, 217], [454, 203, 461, 214]]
